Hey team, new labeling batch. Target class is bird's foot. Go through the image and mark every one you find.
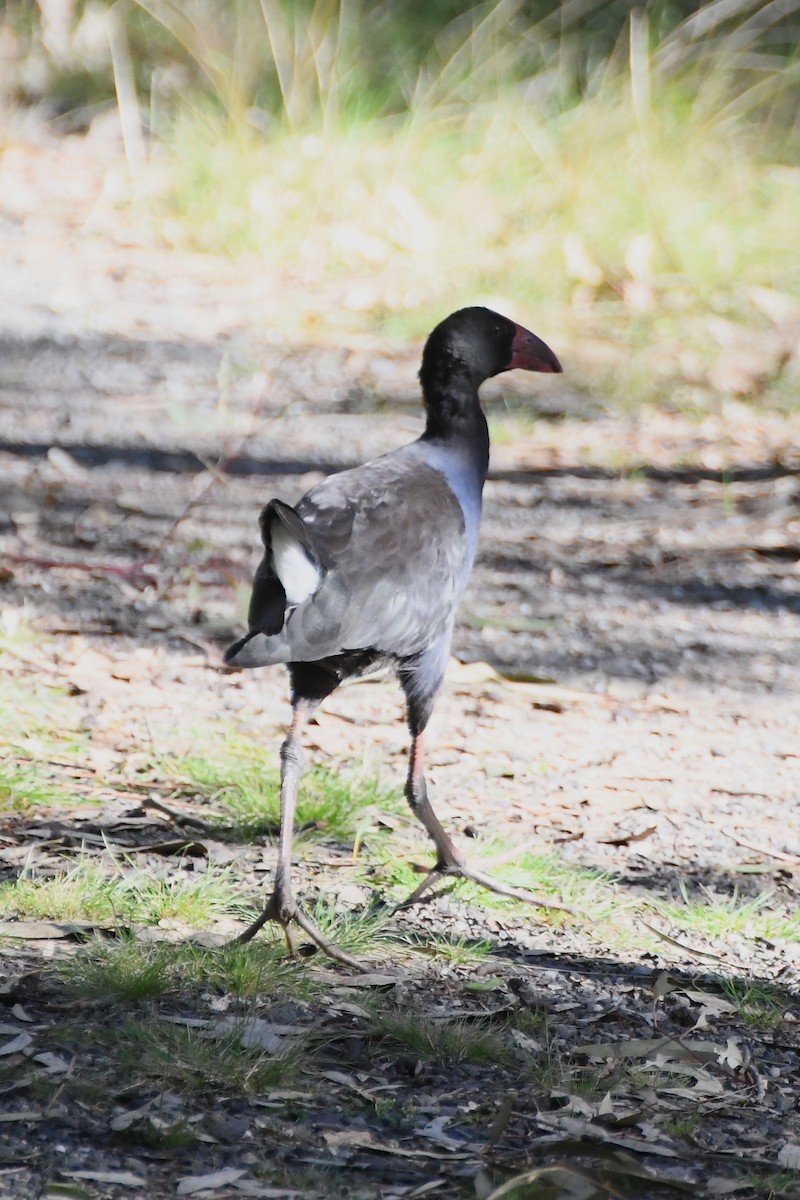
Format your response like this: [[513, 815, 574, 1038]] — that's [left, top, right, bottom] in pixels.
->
[[234, 888, 363, 970], [398, 853, 576, 916]]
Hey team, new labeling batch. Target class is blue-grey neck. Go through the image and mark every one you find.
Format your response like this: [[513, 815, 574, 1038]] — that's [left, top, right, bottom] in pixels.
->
[[418, 408, 489, 577]]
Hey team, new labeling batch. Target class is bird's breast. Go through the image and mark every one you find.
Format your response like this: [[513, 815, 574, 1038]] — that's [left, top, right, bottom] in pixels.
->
[[413, 442, 485, 571]]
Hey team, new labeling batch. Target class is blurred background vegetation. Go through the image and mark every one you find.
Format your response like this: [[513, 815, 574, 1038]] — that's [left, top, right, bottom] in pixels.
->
[[1, 0, 798, 408]]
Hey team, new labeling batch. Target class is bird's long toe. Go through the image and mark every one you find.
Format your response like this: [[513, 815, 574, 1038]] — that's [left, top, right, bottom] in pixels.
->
[[398, 857, 576, 917], [234, 888, 363, 969], [455, 862, 577, 915], [291, 908, 364, 970]]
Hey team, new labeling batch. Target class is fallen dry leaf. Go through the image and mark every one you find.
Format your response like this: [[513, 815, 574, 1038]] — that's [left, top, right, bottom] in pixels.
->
[[332, 972, 399, 989], [33, 1051, 71, 1073], [109, 1098, 158, 1132], [177, 1167, 247, 1195], [66, 1170, 147, 1188], [0, 920, 101, 940], [680, 989, 737, 1015], [211, 1017, 305, 1053], [0, 1032, 33, 1056], [777, 1142, 800, 1169]]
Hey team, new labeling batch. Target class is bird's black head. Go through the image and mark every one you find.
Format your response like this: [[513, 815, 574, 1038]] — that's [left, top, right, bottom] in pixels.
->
[[419, 306, 562, 437]]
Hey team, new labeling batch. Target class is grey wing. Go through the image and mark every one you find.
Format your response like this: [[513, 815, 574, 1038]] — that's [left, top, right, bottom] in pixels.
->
[[282, 456, 469, 661]]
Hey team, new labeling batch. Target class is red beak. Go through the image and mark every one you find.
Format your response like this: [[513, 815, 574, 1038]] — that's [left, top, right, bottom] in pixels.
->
[[509, 324, 562, 374]]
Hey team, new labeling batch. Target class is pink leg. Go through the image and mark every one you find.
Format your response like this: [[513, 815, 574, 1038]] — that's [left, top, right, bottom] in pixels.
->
[[400, 730, 574, 915]]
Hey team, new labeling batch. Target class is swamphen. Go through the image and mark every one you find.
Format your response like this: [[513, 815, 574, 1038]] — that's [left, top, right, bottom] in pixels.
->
[[226, 307, 564, 964]]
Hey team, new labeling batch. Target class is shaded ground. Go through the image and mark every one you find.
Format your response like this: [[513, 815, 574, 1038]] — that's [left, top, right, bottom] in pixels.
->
[[0, 126, 799, 1199]]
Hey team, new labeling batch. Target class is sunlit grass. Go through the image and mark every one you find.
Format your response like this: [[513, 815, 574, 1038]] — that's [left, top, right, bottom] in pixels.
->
[[295, 891, 394, 957], [0, 670, 88, 766], [106, 0, 796, 415], [0, 656, 91, 813], [398, 931, 494, 965], [0, 606, 39, 650], [63, 935, 175, 1002], [372, 840, 613, 921], [157, 91, 799, 326], [656, 886, 800, 943], [172, 745, 402, 843], [0, 759, 71, 812], [5, 2, 799, 408], [146, 82, 799, 414], [0, 855, 244, 928], [177, 939, 321, 998]]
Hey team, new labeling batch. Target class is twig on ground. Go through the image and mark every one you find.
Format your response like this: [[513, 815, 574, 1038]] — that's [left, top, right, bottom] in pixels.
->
[[140, 793, 215, 830], [637, 916, 723, 961], [711, 787, 772, 800], [0, 551, 158, 588], [722, 829, 800, 866]]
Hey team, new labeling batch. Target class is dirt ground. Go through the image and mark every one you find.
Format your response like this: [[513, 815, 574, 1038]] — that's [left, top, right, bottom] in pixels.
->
[[1, 126, 799, 1199]]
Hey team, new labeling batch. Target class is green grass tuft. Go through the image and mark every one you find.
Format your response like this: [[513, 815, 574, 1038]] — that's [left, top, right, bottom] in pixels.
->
[[0, 759, 70, 813], [0, 855, 244, 929], [0, 671, 89, 788], [173, 747, 401, 844], [657, 885, 800, 943], [373, 840, 612, 922], [300, 892, 395, 955], [63, 936, 174, 1002], [60, 935, 325, 1013], [372, 1008, 508, 1066], [399, 931, 494, 965], [173, 940, 320, 999], [719, 979, 788, 1029], [110, 1016, 302, 1095], [749, 1171, 800, 1200], [663, 1115, 701, 1139]]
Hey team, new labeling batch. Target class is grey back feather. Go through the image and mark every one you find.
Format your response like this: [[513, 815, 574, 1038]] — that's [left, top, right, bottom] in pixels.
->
[[230, 443, 469, 667]]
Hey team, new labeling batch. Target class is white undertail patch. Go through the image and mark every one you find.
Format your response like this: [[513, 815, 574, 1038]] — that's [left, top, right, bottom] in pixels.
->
[[270, 521, 321, 605]]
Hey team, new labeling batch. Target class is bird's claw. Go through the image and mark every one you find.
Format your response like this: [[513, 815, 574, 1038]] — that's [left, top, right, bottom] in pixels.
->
[[234, 891, 363, 970], [398, 857, 577, 917]]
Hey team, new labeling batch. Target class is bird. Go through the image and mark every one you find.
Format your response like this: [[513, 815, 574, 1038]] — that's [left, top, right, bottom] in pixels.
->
[[225, 306, 564, 965]]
